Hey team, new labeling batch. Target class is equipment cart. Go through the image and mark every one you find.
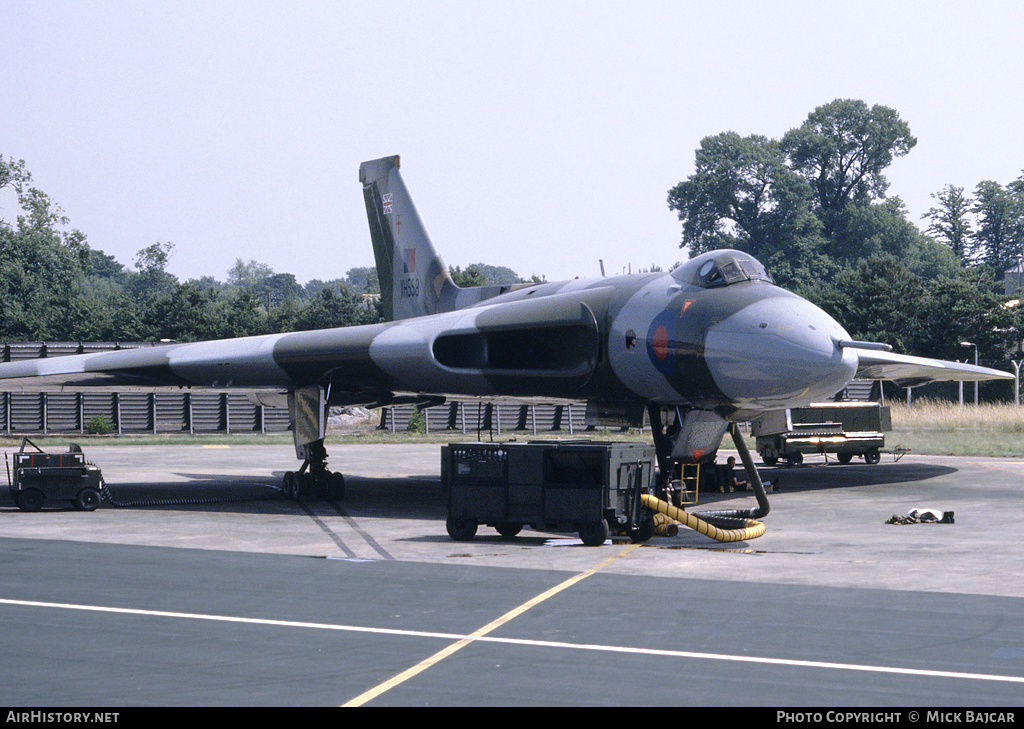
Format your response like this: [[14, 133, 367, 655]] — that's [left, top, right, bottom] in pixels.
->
[[442, 440, 656, 546], [753, 403, 891, 466], [7, 438, 105, 511]]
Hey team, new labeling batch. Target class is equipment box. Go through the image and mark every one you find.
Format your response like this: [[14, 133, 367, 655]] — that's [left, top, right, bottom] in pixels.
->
[[442, 441, 655, 546], [7, 438, 105, 511]]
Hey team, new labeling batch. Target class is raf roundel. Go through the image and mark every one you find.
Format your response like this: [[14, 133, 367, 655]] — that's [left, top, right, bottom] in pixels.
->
[[646, 310, 678, 378]]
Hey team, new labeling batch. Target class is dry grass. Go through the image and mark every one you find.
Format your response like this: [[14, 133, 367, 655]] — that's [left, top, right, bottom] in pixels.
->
[[889, 399, 1024, 432], [887, 398, 1024, 456]]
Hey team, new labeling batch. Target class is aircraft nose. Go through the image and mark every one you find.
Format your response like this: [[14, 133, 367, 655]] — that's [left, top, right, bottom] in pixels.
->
[[704, 294, 858, 408]]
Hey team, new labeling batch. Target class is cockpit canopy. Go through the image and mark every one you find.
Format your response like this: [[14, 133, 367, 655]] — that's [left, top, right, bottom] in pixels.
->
[[671, 250, 774, 288]]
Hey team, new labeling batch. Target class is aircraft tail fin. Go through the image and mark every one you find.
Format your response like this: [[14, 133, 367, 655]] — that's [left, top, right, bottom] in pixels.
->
[[359, 155, 460, 321]]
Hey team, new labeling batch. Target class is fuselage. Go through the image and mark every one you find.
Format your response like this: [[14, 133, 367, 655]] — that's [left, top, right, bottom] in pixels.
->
[[0, 250, 858, 421], [310, 249, 860, 417]]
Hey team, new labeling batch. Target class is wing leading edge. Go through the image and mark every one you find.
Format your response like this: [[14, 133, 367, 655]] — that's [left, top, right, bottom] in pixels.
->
[[850, 347, 1014, 388]]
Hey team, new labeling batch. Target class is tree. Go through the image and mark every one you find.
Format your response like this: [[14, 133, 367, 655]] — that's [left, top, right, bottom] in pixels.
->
[[828, 253, 928, 354], [259, 273, 303, 308], [0, 155, 401, 342], [227, 257, 303, 309], [667, 132, 828, 290], [144, 281, 224, 342], [342, 266, 379, 294], [88, 249, 130, 282], [972, 180, 1023, 279], [131, 241, 177, 299], [0, 162, 93, 339], [227, 258, 274, 287], [292, 286, 381, 331], [830, 197, 958, 276], [0, 156, 30, 229], [915, 266, 1011, 363], [668, 101, 921, 285], [923, 184, 975, 264], [449, 264, 487, 287], [781, 99, 917, 239], [99, 292, 148, 341], [668, 133, 809, 253], [460, 263, 525, 286], [223, 287, 270, 337]]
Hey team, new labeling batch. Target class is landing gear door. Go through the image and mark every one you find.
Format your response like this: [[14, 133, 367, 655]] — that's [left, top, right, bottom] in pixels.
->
[[289, 386, 326, 459]]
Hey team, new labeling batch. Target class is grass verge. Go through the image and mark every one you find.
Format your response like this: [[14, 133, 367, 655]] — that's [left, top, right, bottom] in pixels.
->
[[886, 399, 1024, 457]]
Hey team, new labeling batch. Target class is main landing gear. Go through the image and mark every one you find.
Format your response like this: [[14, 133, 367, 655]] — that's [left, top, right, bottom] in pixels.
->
[[280, 386, 348, 501], [282, 438, 345, 501]]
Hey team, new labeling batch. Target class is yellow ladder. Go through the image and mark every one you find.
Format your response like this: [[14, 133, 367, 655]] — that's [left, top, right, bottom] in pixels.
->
[[678, 463, 699, 505]]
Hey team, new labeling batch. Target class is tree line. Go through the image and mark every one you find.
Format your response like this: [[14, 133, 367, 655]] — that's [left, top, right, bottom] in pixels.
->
[[667, 98, 1024, 370]]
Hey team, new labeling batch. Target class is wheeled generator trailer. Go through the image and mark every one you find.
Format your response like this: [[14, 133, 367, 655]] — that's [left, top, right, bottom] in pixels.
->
[[753, 403, 891, 466], [7, 438, 105, 512], [442, 440, 656, 546]]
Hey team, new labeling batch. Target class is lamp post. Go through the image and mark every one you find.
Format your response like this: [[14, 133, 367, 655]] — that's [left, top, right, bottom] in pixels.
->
[[1013, 360, 1022, 407], [961, 341, 979, 405]]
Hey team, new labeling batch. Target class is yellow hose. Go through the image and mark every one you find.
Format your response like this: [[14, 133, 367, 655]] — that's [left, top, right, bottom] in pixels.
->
[[652, 512, 678, 537], [641, 493, 766, 543]]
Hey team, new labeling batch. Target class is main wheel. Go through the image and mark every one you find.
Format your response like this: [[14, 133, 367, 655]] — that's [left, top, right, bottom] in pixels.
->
[[282, 472, 298, 500], [628, 520, 654, 543], [74, 487, 101, 511], [864, 448, 881, 465], [446, 518, 477, 541], [578, 520, 609, 546], [495, 522, 523, 538], [17, 488, 45, 512], [327, 471, 345, 500]]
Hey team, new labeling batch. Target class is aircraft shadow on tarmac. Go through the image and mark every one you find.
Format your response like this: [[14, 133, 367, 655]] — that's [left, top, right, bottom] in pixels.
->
[[0, 472, 447, 518], [709, 460, 958, 499], [111, 468, 444, 516], [0, 462, 956, 523]]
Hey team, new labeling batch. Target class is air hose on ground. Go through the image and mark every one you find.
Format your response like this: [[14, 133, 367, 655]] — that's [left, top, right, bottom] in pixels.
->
[[644, 422, 770, 543], [640, 493, 766, 543], [99, 480, 284, 508]]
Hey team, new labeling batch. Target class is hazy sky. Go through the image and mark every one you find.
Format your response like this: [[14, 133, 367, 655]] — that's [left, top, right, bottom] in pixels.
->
[[2, 0, 1022, 285]]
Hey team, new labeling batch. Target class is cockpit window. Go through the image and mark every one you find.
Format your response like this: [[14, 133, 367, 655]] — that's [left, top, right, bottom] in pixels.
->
[[698, 260, 722, 286], [672, 251, 774, 288]]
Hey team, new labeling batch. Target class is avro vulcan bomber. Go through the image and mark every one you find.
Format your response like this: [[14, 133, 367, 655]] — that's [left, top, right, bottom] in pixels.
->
[[0, 156, 1010, 505]]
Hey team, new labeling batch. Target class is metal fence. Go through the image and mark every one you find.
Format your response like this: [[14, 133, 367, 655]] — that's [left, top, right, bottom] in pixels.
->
[[0, 391, 292, 435], [0, 342, 291, 435], [0, 392, 595, 437], [0, 341, 168, 362], [378, 401, 591, 435]]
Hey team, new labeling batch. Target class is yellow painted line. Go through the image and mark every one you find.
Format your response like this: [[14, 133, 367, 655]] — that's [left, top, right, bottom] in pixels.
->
[[970, 460, 1024, 474], [341, 543, 643, 707]]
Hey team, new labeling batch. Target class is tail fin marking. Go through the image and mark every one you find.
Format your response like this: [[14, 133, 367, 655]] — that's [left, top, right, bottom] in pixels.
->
[[359, 155, 457, 321]]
